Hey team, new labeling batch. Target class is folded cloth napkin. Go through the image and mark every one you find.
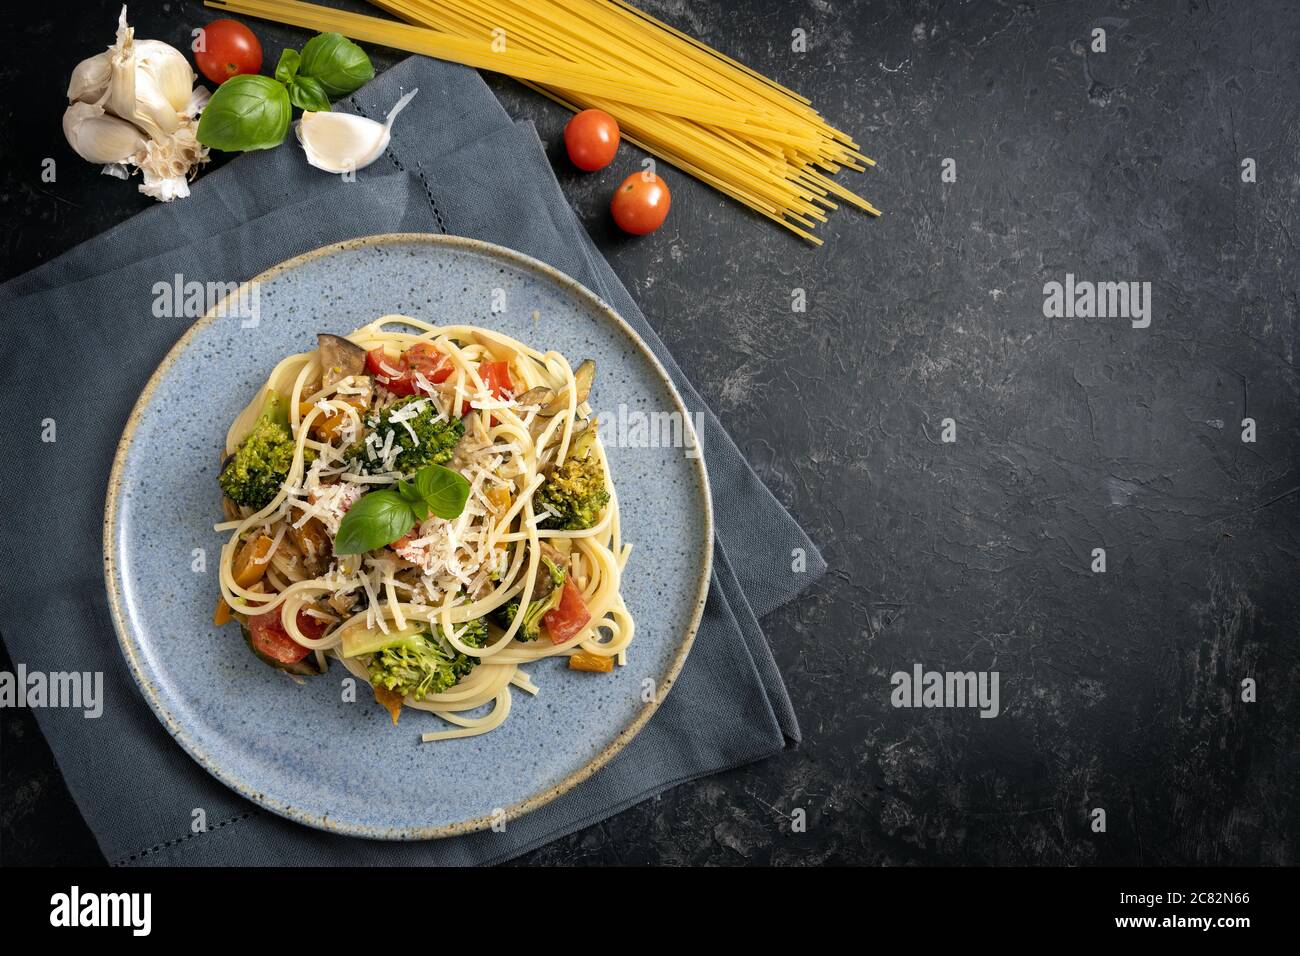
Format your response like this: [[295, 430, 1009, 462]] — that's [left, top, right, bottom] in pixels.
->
[[0, 57, 825, 866]]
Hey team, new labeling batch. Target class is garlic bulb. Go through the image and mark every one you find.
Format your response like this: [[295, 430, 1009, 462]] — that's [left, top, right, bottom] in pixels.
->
[[62, 6, 209, 202], [62, 101, 147, 164], [296, 89, 418, 174]]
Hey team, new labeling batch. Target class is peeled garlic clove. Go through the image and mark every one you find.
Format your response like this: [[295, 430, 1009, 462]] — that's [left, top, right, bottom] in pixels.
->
[[296, 89, 417, 174], [67, 51, 112, 104], [63, 101, 146, 164], [135, 39, 198, 114]]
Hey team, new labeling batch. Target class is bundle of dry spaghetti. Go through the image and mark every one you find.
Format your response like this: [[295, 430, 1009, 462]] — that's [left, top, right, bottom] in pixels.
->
[[206, 0, 879, 243]]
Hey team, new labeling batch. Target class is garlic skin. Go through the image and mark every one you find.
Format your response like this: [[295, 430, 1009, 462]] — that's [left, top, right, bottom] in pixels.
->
[[62, 101, 147, 164], [63, 6, 209, 202], [296, 89, 418, 175]]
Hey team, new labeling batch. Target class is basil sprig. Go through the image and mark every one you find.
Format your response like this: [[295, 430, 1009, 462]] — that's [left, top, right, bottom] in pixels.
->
[[196, 75, 291, 151], [274, 49, 330, 112], [334, 464, 471, 554], [198, 33, 374, 152]]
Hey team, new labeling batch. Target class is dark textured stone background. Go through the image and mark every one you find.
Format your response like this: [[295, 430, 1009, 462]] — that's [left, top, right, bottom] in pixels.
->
[[2, 0, 1297, 866]]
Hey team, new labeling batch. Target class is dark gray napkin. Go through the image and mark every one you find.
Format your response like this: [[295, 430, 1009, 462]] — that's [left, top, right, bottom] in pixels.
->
[[0, 57, 824, 865]]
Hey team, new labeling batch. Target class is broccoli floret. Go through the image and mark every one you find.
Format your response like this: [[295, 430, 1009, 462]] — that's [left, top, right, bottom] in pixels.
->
[[352, 396, 464, 475], [493, 556, 565, 641], [218, 393, 301, 510], [366, 618, 487, 700], [536, 426, 609, 531]]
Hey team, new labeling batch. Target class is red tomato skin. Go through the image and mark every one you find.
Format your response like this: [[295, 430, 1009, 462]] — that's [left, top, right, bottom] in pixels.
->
[[402, 343, 453, 388], [367, 344, 450, 395], [479, 361, 513, 398], [543, 579, 592, 644], [610, 173, 671, 235], [564, 109, 620, 171], [295, 611, 330, 641], [194, 19, 263, 85], [248, 608, 311, 664]]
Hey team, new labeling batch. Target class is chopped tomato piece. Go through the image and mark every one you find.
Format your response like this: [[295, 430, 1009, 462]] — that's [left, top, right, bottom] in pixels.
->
[[295, 610, 331, 641], [367, 343, 451, 396], [247, 607, 311, 664], [479, 360, 513, 398], [568, 651, 614, 673], [365, 346, 403, 383], [462, 360, 514, 420], [543, 579, 592, 644], [403, 342, 453, 387]]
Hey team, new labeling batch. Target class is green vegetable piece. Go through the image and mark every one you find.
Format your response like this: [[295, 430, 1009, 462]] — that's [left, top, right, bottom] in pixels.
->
[[536, 428, 609, 531], [366, 619, 488, 700], [351, 396, 464, 475], [218, 392, 299, 510], [298, 32, 375, 98], [494, 555, 566, 641], [197, 75, 292, 152], [334, 489, 417, 555]]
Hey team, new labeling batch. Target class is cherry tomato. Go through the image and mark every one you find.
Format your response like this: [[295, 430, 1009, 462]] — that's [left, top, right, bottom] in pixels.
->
[[248, 608, 311, 664], [402, 342, 453, 387], [543, 579, 592, 644], [610, 172, 671, 235], [564, 109, 620, 171], [366, 344, 451, 396], [194, 19, 263, 85]]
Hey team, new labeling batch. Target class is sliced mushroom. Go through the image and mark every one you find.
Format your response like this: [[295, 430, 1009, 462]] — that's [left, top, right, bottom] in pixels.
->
[[515, 385, 553, 408], [539, 359, 595, 416], [317, 333, 367, 389], [327, 591, 358, 617]]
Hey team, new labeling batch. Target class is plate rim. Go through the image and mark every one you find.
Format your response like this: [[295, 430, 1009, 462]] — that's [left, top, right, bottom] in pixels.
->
[[102, 232, 714, 841]]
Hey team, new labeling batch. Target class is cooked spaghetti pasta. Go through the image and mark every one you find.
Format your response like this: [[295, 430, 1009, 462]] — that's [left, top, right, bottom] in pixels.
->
[[214, 315, 633, 742], [204, 0, 879, 243]]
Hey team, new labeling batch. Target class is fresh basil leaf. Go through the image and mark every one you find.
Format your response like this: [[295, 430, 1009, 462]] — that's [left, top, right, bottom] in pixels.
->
[[274, 48, 300, 85], [288, 75, 331, 113], [196, 75, 291, 152], [413, 464, 471, 520], [298, 32, 374, 98], [334, 490, 416, 554], [396, 480, 422, 504]]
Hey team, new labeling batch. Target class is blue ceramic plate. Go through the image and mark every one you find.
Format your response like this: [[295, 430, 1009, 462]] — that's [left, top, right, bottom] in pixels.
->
[[104, 235, 712, 839]]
